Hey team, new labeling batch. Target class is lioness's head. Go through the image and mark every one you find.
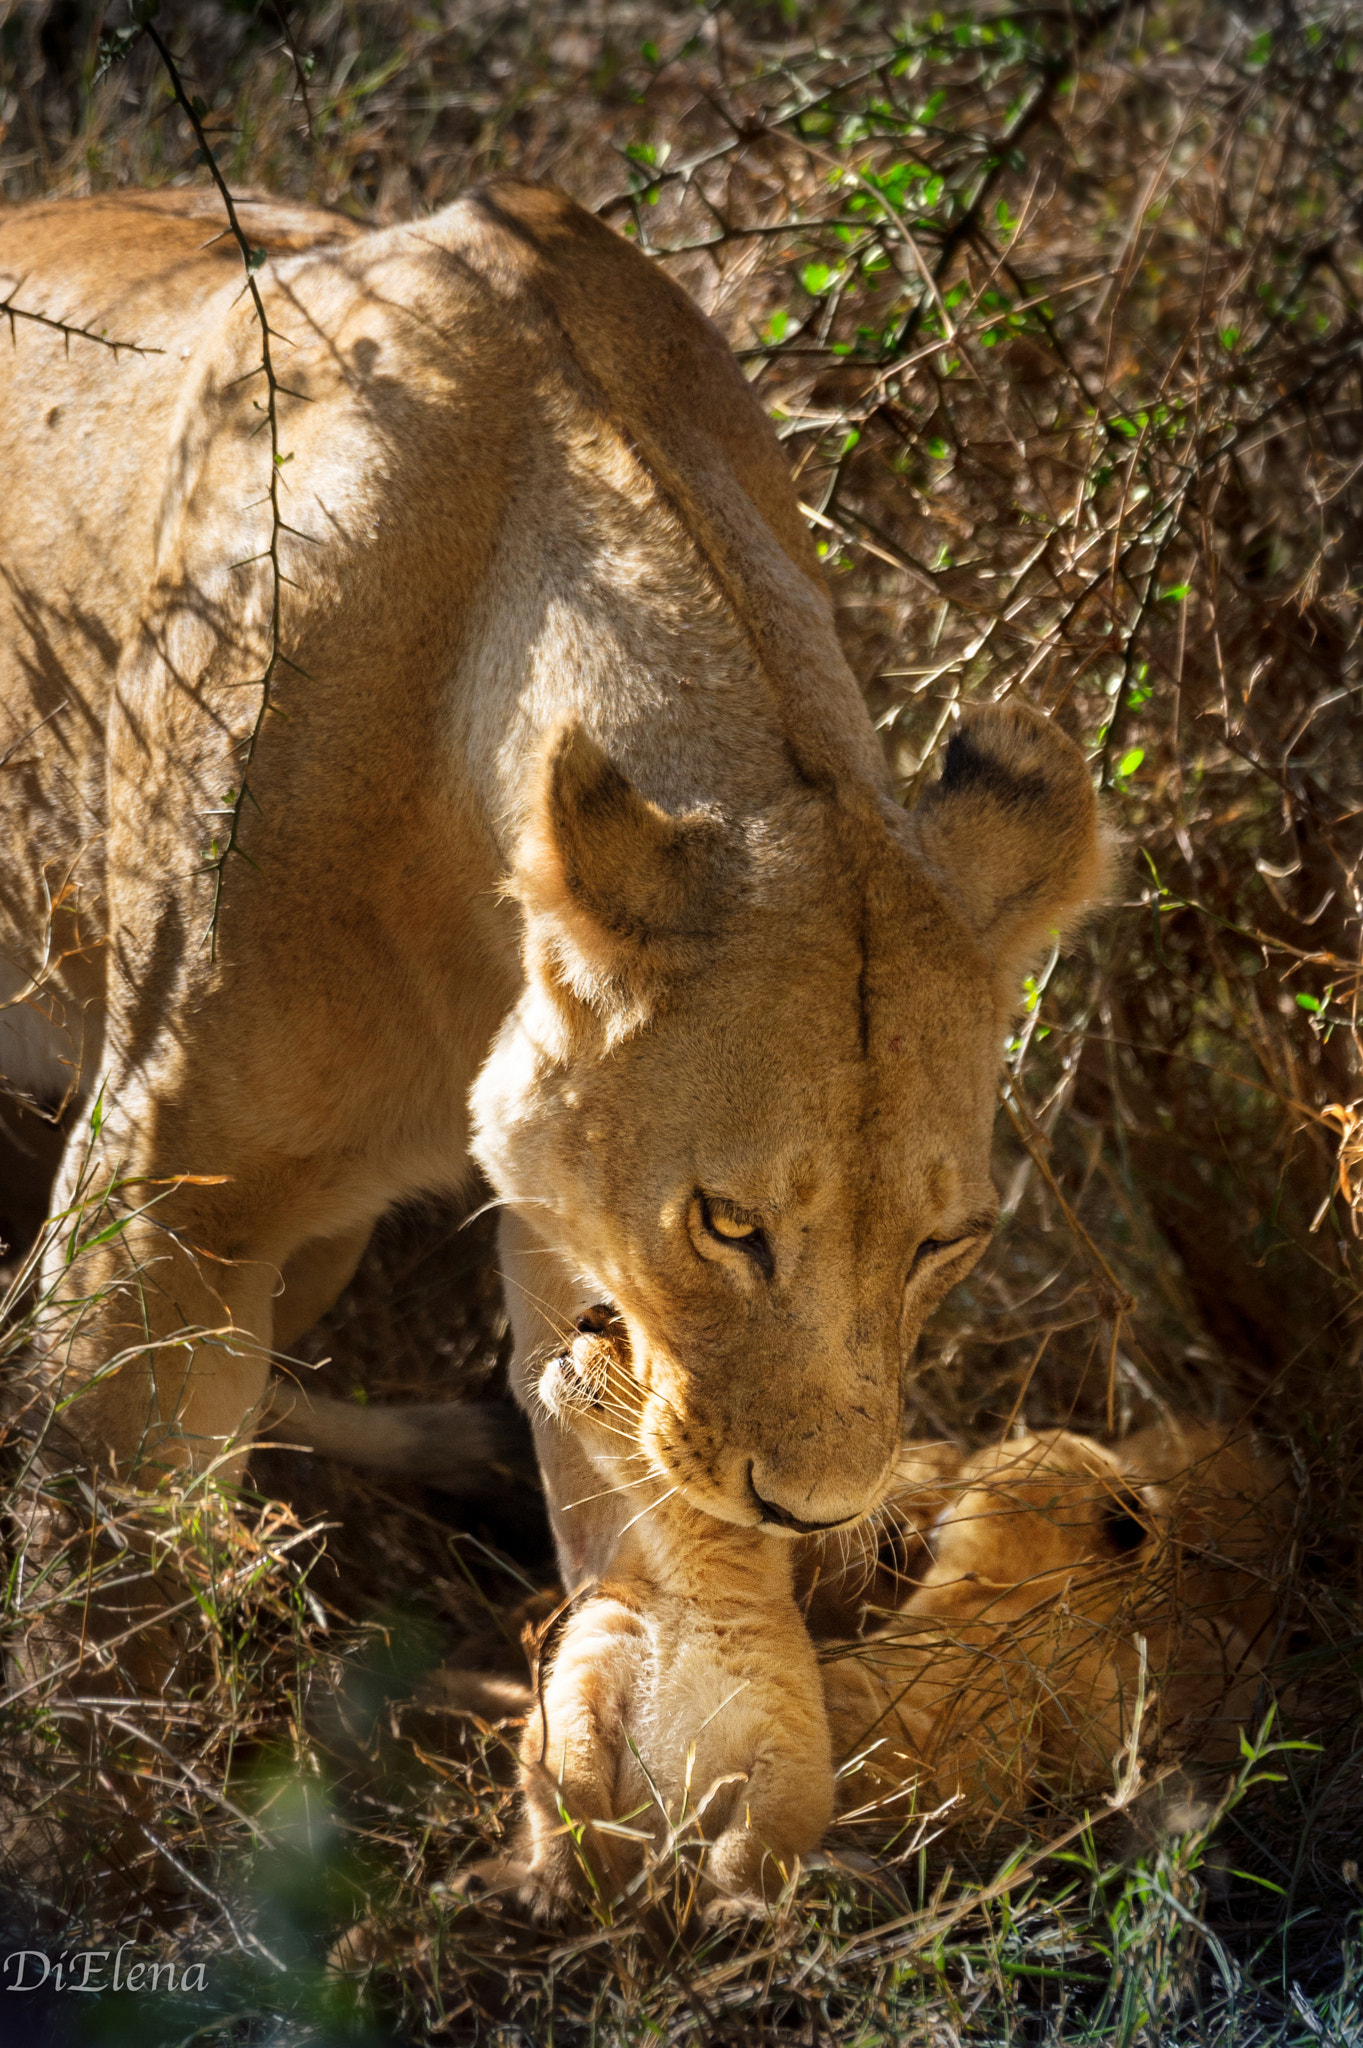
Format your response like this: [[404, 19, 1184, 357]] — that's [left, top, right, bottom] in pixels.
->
[[471, 703, 1107, 1534]]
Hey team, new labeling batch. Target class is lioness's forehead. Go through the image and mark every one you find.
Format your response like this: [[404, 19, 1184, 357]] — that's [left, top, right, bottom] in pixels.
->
[[679, 989, 997, 1211]]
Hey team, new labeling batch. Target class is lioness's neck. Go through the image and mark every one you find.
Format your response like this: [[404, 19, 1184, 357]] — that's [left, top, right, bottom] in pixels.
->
[[446, 427, 874, 863]]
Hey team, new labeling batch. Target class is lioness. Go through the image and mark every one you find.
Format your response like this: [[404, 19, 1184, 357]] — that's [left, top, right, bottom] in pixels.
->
[[0, 182, 1103, 1639]]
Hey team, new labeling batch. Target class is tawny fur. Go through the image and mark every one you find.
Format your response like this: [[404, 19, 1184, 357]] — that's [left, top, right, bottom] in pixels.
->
[[476, 1330, 1284, 1917], [486, 1330, 833, 1918], [819, 1425, 1288, 1827], [2, 180, 1104, 1615]]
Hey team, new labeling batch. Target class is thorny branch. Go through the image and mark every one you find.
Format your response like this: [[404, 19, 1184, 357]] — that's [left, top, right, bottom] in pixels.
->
[[0, 287, 163, 356], [137, 18, 304, 957]]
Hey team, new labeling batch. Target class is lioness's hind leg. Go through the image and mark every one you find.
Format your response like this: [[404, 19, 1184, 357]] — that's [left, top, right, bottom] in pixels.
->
[[272, 1223, 374, 1352]]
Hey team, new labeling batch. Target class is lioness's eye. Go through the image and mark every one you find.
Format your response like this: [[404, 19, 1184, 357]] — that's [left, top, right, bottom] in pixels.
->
[[909, 1209, 997, 1279], [909, 1232, 975, 1275], [699, 1195, 774, 1278]]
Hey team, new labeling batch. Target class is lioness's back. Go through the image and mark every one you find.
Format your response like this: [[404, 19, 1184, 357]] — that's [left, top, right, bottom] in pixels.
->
[[0, 178, 873, 1226]]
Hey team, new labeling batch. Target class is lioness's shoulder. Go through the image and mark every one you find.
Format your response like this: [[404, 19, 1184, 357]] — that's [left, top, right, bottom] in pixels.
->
[[2, 184, 366, 262]]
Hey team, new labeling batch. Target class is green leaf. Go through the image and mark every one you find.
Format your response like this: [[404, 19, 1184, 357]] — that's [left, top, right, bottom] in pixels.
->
[[762, 308, 790, 345], [94, 23, 143, 85], [1296, 992, 1321, 1013], [927, 437, 950, 460], [640, 39, 659, 64], [801, 261, 835, 296], [1220, 324, 1240, 351], [1160, 583, 1191, 601], [1116, 747, 1145, 780]]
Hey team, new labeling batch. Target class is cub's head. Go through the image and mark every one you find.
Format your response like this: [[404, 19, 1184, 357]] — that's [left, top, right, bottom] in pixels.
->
[[471, 703, 1109, 1536], [914, 1432, 1158, 1624]]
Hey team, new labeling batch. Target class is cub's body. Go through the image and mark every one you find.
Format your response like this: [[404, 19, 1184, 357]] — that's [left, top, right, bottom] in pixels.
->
[[823, 1424, 1287, 1824]]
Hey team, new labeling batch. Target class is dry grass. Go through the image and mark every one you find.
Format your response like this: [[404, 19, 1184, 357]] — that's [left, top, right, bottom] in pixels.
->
[[2, 0, 1362, 2040]]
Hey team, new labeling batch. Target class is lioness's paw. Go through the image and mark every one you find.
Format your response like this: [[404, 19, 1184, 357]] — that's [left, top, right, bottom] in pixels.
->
[[703, 1829, 795, 1909], [700, 1889, 768, 1929], [451, 1853, 582, 1925]]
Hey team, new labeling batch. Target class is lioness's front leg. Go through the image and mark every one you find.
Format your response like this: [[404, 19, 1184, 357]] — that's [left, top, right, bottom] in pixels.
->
[[499, 1594, 647, 1919], [494, 1324, 835, 1919], [39, 1072, 364, 1487], [500, 1569, 832, 1921]]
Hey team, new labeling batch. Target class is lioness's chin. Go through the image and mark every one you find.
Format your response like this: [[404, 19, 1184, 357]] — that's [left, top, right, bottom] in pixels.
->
[[661, 1455, 877, 1537], [673, 1476, 765, 1532]]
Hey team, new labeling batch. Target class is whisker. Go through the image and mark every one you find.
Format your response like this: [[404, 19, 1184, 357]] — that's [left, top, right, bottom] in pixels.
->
[[616, 1485, 679, 1540], [561, 1468, 669, 1512], [497, 1278, 580, 1346], [458, 1191, 557, 1228], [562, 1413, 648, 1451]]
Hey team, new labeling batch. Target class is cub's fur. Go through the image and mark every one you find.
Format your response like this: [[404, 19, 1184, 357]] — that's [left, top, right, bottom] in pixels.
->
[[820, 1425, 1287, 1825]]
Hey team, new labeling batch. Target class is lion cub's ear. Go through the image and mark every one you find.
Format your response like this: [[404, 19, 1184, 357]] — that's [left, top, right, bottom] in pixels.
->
[[514, 723, 733, 999], [911, 703, 1112, 991]]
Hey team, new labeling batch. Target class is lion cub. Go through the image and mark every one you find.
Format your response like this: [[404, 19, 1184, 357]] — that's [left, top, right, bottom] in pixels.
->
[[819, 1425, 1287, 1824], [492, 1323, 833, 1919]]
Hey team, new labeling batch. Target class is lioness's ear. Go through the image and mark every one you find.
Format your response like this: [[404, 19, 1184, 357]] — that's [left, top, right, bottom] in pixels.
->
[[911, 703, 1111, 990], [514, 723, 731, 998]]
